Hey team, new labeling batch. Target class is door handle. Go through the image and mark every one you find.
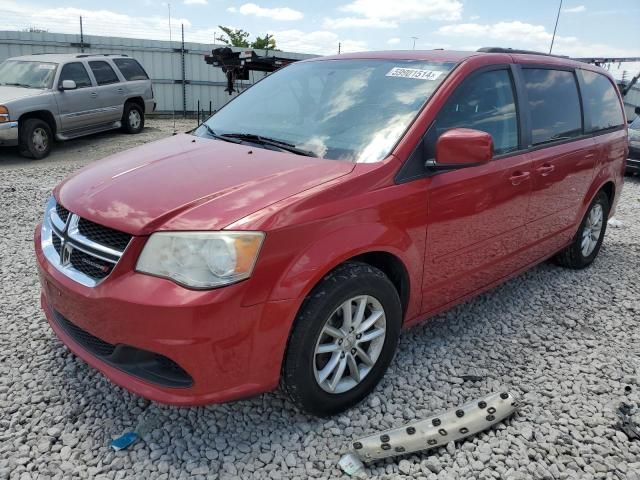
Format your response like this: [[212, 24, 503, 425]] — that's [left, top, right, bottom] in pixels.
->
[[90, 92, 98, 98], [509, 171, 530, 186], [536, 164, 555, 176]]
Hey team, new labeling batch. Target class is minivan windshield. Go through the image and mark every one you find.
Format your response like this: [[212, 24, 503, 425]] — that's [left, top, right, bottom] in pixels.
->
[[0, 60, 58, 89], [195, 59, 455, 162]]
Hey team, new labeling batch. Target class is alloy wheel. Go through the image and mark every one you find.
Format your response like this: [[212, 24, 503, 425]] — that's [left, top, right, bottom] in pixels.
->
[[129, 110, 141, 130], [581, 203, 603, 257], [313, 295, 387, 394], [32, 128, 48, 153]]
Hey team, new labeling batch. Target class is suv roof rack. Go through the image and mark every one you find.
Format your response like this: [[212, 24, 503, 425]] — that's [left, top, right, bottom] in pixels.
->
[[75, 53, 128, 58], [477, 47, 569, 58]]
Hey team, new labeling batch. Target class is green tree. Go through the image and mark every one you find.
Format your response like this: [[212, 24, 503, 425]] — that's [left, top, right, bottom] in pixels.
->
[[251, 34, 277, 51], [218, 26, 250, 48]]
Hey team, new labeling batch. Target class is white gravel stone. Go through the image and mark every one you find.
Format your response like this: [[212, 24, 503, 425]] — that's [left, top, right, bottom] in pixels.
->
[[1, 120, 639, 479]]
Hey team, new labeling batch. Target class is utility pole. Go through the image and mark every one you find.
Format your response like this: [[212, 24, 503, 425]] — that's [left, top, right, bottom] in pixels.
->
[[79, 16, 84, 52], [181, 24, 186, 118], [549, 0, 562, 54]]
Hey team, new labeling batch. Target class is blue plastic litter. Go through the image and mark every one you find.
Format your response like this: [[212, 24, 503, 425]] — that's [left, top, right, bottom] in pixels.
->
[[111, 432, 139, 451], [110, 414, 162, 451]]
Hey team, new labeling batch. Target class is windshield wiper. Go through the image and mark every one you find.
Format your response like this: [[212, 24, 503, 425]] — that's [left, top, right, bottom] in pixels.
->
[[199, 124, 242, 144], [3, 82, 34, 88], [220, 133, 317, 157]]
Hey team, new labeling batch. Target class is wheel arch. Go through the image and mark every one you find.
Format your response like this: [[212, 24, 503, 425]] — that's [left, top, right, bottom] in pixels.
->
[[18, 110, 57, 136], [125, 96, 145, 112]]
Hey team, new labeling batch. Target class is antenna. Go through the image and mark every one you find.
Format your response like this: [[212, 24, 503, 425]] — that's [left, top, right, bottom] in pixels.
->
[[549, 0, 562, 54], [411, 36, 418, 50], [168, 3, 176, 133]]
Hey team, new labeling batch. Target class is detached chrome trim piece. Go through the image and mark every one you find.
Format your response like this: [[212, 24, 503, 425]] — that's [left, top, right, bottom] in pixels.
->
[[349, 391, 519, 462], [41, 197, 127, 288]]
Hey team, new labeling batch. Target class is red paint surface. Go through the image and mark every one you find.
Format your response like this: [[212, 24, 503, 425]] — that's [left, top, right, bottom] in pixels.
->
[[37, 50, 626, 405]]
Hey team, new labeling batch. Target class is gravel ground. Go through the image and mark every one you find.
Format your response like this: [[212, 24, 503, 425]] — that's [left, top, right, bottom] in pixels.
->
[[1, 120, 639, 479]]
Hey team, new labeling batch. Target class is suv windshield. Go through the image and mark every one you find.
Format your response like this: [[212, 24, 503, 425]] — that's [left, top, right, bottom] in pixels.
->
[[195, 59, 454, 162], [0, 60, 58, 89]]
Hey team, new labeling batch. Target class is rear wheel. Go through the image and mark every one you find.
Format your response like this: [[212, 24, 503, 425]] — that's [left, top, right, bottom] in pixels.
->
[[121, 102, 144, 134], [282, 262, 402, 416], [554, 190, 609, 269], [19, 118, 52, 159]]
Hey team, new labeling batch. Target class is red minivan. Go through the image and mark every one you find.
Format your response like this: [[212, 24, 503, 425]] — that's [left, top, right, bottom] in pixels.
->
[[35, 49, 627, 416]]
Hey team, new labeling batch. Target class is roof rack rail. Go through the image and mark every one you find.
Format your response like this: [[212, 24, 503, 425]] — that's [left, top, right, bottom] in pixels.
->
[[75, 53, 128, 58], [477, 47, 569, 58]]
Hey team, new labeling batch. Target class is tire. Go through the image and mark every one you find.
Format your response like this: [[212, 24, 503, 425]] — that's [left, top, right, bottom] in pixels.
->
[[121, 102, 144, 134], [18, 118, 52, 159], [282, 262, 402, 416], [554, 190, 610, 269]]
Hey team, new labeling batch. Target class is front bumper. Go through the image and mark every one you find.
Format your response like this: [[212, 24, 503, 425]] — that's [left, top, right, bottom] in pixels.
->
[[0, 121, 18, 146], [35, 225, 298, 406]]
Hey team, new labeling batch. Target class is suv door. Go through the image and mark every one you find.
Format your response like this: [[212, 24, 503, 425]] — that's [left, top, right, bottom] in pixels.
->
[[87, 60, 124, 123], [420, 67, 533, 313], [54, 62, 100, 132], [519, 67, 598, 260]]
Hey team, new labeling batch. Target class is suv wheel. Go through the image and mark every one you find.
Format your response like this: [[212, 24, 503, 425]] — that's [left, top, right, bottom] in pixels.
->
[[19, 118, 52, 159], [122, 103, 144, 134], [554, 190, 610, 269], [282, 262, 402, 416]]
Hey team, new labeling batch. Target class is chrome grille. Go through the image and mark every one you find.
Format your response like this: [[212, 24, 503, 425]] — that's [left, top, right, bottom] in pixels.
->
[[41, 197, 132, 287]]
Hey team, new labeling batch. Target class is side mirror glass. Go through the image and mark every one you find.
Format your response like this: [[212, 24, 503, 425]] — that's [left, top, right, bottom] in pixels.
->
[[434, 128, 493, 167], [60, 80, 77, 90]]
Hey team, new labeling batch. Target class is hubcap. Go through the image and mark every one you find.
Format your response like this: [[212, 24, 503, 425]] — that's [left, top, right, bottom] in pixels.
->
[[129, 110, 141, 129], [581, 203, 603, 257], [32, 128, 48, 153], [313, 295, 387, 394]]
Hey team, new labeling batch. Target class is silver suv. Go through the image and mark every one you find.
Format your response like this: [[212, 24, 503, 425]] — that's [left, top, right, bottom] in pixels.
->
[[0, 53, 155, 159]]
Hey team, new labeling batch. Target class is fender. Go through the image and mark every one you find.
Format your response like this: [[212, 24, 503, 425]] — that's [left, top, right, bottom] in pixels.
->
[[267, 221, 422, 323], [576, 159, 619, 227]]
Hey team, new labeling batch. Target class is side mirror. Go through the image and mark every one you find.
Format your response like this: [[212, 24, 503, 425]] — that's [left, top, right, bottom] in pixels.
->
[[434, 128, 493, 168], [60, 80, 77, 91], [635, 106, 640, 115]]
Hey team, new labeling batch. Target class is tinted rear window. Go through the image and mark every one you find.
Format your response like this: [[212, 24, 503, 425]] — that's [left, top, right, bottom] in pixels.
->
[[113, 58, 149, 81], [580, 70, 624, 132], [89, 61, 119, 85], [523, 68, 582, 145]]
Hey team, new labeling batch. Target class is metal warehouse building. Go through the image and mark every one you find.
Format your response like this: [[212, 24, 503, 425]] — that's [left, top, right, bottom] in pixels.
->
[[0, 30, 314, 114]]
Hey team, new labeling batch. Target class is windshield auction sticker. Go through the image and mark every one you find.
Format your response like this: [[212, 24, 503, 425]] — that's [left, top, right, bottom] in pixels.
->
[[386, 67, 444, 80]]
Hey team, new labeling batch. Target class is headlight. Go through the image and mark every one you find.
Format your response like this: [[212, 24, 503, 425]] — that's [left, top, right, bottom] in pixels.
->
[[0, 106, 8, 123], [136, 231, 265, 289]]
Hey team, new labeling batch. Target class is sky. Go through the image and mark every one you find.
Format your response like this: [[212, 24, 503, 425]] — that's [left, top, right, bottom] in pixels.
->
[[1, 0, 639, 78]]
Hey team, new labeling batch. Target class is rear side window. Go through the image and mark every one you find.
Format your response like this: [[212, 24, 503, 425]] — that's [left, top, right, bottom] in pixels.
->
[[580, 70, 625, 132], [523, 69, 582, 145], [429, 69, 519, 155], [113, 58, 149, 81], [89, 61, 119, 85], [59, 62, 92, 88]]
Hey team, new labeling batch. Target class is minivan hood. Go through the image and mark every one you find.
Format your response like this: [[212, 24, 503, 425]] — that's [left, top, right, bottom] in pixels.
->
[[0, 85, 46, 104], [56, 134, 355, 235]]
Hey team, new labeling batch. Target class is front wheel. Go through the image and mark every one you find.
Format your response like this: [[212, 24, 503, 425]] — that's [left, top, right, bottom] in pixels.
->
[[282, 262, 402, 416], [554, 190, 610, 269], [121, 102, 144, 134], [19, 118, 52, 159]]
